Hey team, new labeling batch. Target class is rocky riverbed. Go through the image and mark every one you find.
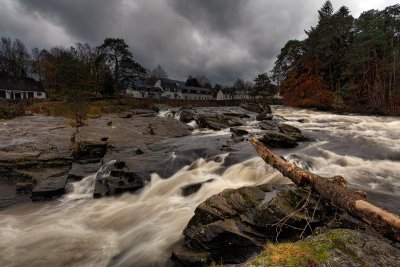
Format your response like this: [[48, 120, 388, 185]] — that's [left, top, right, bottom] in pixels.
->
[[0, 104, 399, 267], [0, 109, 190, 208]]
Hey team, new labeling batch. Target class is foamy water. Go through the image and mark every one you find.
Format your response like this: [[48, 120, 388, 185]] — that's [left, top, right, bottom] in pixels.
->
[[0, 155, 286, 267], [0, 106, 399, 267]]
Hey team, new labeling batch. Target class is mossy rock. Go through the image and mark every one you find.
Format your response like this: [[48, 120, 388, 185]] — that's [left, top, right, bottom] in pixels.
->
[[248, 229, 400, 267]]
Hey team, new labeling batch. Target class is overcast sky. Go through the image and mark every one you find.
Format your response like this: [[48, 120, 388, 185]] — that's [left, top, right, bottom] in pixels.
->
[[0, 0, 398, 85]]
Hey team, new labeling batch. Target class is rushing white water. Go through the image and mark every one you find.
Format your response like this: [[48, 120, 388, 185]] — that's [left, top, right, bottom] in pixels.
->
[[0, 106, 399, 267], [0, 155, 286, 267]]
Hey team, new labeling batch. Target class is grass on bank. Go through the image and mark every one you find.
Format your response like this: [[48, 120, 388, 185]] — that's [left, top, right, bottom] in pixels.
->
[[251, 242, 331, 267], [1, 97, 280, 123], [249, 229, 363, 267]]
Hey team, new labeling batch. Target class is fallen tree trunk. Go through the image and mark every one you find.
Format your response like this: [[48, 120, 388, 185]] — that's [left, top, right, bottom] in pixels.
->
[[250, 137, 400, 242]]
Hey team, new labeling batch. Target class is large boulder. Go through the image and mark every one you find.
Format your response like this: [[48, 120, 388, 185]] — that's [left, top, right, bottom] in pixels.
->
[[259, 132, 299, 148], [259, 121, 278, 131], [240, 103, 272, 114], [278, 123, 309, 142], [230, 127, 249, 136], [247, 229, 400, 267], [179, 109, 196, 123], [172, 184, 339, 266], [195, 114, 243, 131], [256, 111, 273, 121]]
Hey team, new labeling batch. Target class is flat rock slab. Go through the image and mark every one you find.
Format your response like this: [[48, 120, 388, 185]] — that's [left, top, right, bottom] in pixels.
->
[[18, 166, 71, 201], [0, 115, 74, 157], [75, 111, 190, 150]]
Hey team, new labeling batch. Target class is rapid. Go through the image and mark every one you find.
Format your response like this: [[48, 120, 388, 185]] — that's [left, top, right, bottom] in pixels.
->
[[0, 106, 399, 267]]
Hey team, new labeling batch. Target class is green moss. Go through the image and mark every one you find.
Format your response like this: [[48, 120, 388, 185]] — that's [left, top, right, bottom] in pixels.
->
[[251, 241, 331, 267], [250, 229, 366, 267]]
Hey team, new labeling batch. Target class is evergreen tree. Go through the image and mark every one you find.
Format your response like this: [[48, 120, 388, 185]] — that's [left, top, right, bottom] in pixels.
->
[[97, 38, 145, 102]]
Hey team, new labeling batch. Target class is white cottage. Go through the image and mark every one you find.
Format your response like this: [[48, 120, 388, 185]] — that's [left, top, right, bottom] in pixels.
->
[[0, 77, 46, 100], [154, 79, 185, 100]]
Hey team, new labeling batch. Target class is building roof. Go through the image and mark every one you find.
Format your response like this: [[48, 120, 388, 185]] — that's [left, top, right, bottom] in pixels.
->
[[181, 86, 212, 94], [160, 78, 185, 88], [0, 77, 45, 92]]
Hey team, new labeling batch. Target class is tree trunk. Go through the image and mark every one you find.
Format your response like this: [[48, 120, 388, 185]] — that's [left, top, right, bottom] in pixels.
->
[[250, 137, 400, 242]]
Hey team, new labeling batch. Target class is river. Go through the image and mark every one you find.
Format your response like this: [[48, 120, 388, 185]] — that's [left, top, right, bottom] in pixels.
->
[[0, 106, 399, 267]]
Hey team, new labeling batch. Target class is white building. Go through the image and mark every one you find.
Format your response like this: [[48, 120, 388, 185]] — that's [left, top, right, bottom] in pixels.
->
[[181, 86, 213, 100], [154, 79, 185, 100], [215, 88, 251, 101], [0, 77, 46, 100], [126, 86, 164, 99]]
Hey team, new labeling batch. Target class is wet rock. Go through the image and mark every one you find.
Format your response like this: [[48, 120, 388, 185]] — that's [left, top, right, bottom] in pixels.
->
[[195, 114, 243, 131], [256, 111, 273, 121], [119, 112, 133, 119], [259, 121, 278, 131], [147, 123, 156, 135], [298, 118, 309, 123], [179, 109, 196, 123], [68, 162, 101, 180], [173, 184, 337, 266], [171, 246, 210, 267], [230, 127, 249, 136], [20, 167, 71, 201], [226, 135, 245, 146], [247, 229, 400, 267], [151, 106, 160, 113], [240, 103, 271, 114], [259, 132, 299, 148], [278, 123, 301, 135], [136, 148, 145, 155], [180, 179, 214, 197], [93, 161, 145, 198], [71, 141, 108, 162], [0, 180, 32, 208], [278, 123, 308, 142], [15, 182, 34, 193], [223, 112, 250, 119]]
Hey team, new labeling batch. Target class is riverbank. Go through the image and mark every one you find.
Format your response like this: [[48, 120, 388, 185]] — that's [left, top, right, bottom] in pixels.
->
[[0, 108, 191, 208], [0, 104, 399, 266], [0, 97, 282, 120]]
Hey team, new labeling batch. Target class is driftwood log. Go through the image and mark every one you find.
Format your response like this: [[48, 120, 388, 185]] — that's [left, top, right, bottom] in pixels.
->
[[250, 137, 400, 242]]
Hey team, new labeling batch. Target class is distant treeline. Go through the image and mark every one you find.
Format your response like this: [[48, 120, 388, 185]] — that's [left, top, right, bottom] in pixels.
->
[[272, 1, 400, 115], [0, 37, 146, 101], [0, 36, 279, 102]]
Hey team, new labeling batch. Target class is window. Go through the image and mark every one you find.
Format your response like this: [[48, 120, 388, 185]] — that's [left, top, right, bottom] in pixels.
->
[[37, 92, 42, 97], [14, 92, 21, 99], [28, 92, 34, 99], [0, 90, 5, 98]]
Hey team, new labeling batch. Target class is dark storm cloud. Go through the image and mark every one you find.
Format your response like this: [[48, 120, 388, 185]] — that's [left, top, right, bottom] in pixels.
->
[[1, 0, 397, 85], [16, 0, 123, 43], [168, 0, 246, 35]]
